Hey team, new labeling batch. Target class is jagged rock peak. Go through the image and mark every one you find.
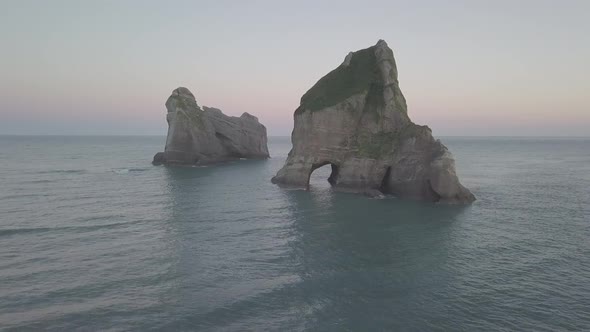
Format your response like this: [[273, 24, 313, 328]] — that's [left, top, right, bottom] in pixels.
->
[[342, 52, 354, 67], [153, 87, 269, 165], [172, 87, 195, 100], [272, 40, 475, 204], [166, 87, 200, 112]]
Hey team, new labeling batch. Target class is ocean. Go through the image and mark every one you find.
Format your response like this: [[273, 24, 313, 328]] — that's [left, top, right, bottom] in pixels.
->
[[0, 136, 589, 331]]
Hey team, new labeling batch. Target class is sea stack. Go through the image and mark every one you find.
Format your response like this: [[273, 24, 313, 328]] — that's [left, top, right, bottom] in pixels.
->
[[271, 40, 475, 204], [153, 87, 269, 165]]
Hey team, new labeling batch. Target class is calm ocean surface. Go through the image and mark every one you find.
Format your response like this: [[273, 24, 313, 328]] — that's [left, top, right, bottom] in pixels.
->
[[0, 136, 589, 331]]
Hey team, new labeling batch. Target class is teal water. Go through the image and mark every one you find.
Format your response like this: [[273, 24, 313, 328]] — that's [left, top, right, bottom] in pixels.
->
[[0, 136, 589, 331]]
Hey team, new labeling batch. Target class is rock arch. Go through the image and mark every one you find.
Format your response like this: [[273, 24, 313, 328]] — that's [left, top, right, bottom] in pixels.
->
[[307, 161, 340, 189], [271, 40, 475, 204]]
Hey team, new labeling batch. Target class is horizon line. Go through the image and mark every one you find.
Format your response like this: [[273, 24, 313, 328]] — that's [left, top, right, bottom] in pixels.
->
[[1, 134, 589, 138]]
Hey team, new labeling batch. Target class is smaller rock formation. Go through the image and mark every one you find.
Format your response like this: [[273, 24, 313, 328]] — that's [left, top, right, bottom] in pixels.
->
[[153, 87, 269, 165], [271, 40, 475, 204]]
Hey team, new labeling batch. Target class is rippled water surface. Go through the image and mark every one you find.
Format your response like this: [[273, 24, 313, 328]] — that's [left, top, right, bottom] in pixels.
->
[[1, 136, 589, 331]]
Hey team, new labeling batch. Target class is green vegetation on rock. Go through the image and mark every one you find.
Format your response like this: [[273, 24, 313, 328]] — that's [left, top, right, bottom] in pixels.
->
[[170, 95, 199, 112], [356, 124, 429, 158], [357, 132, 398, 159], [169, 95, 206, 129], [182, 109, 205, 129], [298, 46, 381, 113]]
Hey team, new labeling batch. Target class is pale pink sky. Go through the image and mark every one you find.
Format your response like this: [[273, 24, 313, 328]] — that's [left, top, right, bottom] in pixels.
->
[[1, 0, 588, 136]]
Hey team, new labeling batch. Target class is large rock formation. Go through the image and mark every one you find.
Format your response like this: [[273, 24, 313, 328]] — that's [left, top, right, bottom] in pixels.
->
[[271, 40, 475, 203], [153, 87, 269, 165]]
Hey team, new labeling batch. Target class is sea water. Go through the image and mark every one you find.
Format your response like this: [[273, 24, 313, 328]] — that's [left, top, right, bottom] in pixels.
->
[[0, 136, 589, 331]]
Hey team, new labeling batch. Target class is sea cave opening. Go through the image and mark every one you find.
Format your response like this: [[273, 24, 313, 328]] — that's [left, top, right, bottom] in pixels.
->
[[379, 166, 392, 193], [307, 162, 339, 190]]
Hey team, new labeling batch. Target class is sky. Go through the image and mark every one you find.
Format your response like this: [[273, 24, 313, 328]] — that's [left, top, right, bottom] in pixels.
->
[[0, 0, 588, 136]]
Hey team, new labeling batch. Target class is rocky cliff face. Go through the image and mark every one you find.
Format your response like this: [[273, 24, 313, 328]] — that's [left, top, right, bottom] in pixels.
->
[[153, 87, 269, 165], [271, 40, 475, 204]]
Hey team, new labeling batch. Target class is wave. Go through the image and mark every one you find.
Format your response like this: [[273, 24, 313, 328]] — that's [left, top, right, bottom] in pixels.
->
[[0, 227, 55, 237], [27, 179, 55, 184], [0, 219, 152, 238], [1, 193, 53, 199], [37, 169, 86, 174], [112, 167, 149, 174]]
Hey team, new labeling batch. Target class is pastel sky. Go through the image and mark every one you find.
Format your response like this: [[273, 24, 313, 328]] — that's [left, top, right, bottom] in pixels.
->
[[1, 0, 588, 136]]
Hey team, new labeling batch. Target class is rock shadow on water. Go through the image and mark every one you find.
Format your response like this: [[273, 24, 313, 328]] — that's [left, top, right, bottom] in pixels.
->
[[160, 155, 272, 221], [278, 189, 472, 330], [155, 147, 474, 330]]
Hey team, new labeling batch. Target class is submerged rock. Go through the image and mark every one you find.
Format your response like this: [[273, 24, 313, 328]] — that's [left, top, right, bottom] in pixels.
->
[[271, 40, 475, 204], [153, 87, 269, 165]]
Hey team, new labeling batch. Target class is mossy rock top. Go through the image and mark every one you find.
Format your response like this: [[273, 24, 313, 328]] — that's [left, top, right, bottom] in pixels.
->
[[166, 94, 200, 113], [298, 45, 382, 113]]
